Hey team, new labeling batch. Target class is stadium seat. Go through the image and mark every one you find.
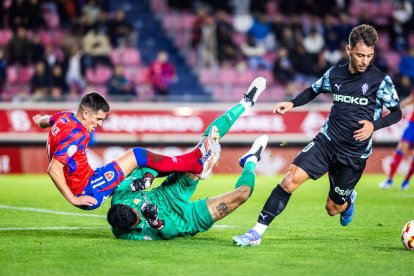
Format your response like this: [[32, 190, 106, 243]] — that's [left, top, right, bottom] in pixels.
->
[[217, 68, 237, 86], [86, 66, 113, 85], [0, 29, 13, 47], [121, 48, 141, 66], [384, 51, 401, 73], [6, 66, 18, 85], [199, 68, 219, 85], [19, 66, 34, 84]]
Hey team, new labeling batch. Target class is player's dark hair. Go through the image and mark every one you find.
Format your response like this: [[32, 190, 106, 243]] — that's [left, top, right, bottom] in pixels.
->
[[107, 204, 140, 230], [348, 24, 378, 48], [79, 92, 110, 113]]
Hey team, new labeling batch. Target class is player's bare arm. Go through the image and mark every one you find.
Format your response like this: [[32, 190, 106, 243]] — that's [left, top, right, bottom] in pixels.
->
[[353, 120, 374, 141], [273, 101, 294, 115], [48, 158, 98, 207], [401, 94, 414, 108], [32, 114, 52, 128]]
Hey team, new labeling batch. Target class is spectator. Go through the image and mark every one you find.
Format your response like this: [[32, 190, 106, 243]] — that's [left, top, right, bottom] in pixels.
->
[[303, 28, 325, 57], [31, 62, 49, 101], [31, 34, 45, 64], [215, 10, 239, 65], [82, 28, 113, 69], [336, 13, 353, 44], [6, 27, 33, 66], [395, 75, 412, 100], [63, 44, 86, 92], [107, 9, 135, 48], [399, 46, 414, 82], [248, 13, 276, 51], [27, 0, 46, 30], [50, 64, 69, 101], [107, 64, 135, 101], [272, 47, 296, 98], [147, 51, 176, 101], [197, 15, 218, 68], [241, 34, 272, 71], [8, 0, 30, 31], [0, 49, 7, 96]]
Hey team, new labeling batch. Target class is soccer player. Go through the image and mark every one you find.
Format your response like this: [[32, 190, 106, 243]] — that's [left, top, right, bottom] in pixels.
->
[[32, 92, 216, 210], [32, 76, 266, 210], [380, 89, 414, 190], [233, 24, 402, 246], [107, 135, 268, 240]]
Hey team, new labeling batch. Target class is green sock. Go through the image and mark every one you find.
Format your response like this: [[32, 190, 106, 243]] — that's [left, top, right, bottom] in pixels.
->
[[235, 161, 256, 196], [203, 103, 245, 138]]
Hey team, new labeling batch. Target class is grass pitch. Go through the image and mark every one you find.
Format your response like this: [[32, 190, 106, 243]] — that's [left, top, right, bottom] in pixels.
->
[[0, 173, 413, 276]]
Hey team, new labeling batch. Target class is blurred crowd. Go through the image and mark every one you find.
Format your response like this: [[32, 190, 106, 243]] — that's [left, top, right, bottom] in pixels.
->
[[0, 0, 141, 102]]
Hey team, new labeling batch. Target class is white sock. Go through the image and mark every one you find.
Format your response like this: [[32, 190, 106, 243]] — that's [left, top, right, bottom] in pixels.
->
[[253, 222, 268, 236], [239, 99, 252, 109], [245, 156, 258, 164]]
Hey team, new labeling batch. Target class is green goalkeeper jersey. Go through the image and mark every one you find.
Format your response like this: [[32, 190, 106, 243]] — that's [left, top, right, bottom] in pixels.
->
[[110, 168, 214, 241]]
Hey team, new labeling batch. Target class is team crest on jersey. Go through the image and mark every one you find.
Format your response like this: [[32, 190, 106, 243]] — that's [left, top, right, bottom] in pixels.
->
[[133, 198, 142, 205], [362, 83, 369, 95], [60, 117, 69, 123], [104, 171, 114, 181]]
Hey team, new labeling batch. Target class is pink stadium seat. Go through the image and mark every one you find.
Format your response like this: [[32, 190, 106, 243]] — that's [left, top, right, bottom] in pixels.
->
[[19, 66, 34, 84], [384, 51, 401, 73], [199, 68, 218, 85], [0, 29, 13, 47], [217, 68, 237, 86], [43, 11, 60, 29], [256, 69, 274, 85], [110, 49, 122, 65], [235, 70, 255, 86], [7, 66, 18, 84], [133, 66, 148, 84], [121, 48, 141, 66], [86, 66, 113, 84]]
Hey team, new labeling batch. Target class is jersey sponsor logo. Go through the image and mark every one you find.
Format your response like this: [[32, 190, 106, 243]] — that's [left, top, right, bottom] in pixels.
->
[[334, 187, 352, 197], [133, 198, 142, 205], [362, 83, 369, 95], [332, 94, 368, 105], [104, 171, 115, 181], [334, 83, 342, 91], [67, 145, 77, 157]]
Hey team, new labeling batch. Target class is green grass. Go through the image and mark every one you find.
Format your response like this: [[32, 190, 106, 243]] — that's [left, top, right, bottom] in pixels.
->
[[0, 174, 413, 276]]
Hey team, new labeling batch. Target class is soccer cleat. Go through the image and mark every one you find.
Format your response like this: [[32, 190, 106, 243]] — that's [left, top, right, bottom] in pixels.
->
[[197, 126, 221, 179], [379, 179, 393, 189], [232, 229, 262, 246], [401, 179, 410, 190], [243, 77, 267, 106], [340, 190, 357, 226], [239, 135, 268, 167]]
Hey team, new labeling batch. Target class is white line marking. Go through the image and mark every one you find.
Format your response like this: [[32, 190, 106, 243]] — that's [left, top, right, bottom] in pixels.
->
[[0, 226, 108, 231], [212, 224, 236, 229], [0, 205, 105, 218]]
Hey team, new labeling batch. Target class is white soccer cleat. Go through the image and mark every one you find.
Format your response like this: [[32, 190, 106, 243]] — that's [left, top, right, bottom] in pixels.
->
[[232, 229, 262, 246], [197, 126, 221, 179], [243, 77, 267, 106], [239, 135, 268, 167]]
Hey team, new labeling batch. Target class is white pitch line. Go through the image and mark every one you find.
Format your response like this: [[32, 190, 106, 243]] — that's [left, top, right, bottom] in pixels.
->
[[0, 205, 105, 218], [0, 205, 237, 229], [0, 226, 108, 231]]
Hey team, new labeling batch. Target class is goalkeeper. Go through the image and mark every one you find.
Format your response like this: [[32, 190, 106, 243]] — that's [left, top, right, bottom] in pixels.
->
[[107, 134, 268, 240], [107, 77, 268, 240]]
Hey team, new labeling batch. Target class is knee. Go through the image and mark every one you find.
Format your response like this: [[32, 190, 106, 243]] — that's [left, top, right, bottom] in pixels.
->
[[325, 205, 337, 216], [325, 201, 343, 216], [235, 186, 251, 203]]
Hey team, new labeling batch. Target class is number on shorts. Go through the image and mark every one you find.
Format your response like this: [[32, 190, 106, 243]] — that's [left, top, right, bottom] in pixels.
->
[[302, 142, 315, 152]]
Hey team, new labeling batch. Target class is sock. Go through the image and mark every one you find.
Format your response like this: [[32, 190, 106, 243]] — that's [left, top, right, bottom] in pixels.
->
[[203, 103, 246, 139], [239, 99, 251, 109], [234, 161, 256, 195], [253, 222, 268, 236], [257, 184, 291, 226], [388, 149, 403, 180], [404, 156, 414, 182], [133, 147, 203, 174], [343, 196, 353, 212]]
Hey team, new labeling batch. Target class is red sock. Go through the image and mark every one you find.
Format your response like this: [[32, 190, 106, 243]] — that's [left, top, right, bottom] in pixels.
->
[[145, 147, 203, 174], [389, 150, 403, 179], [405, 158, 414, 181]]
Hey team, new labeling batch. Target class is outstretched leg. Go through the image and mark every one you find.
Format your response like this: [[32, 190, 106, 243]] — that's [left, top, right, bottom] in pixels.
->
[[206, 135, 268, 221]]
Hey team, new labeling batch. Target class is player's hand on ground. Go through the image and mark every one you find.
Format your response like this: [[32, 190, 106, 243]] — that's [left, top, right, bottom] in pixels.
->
[[273, 102, 294, 114], [353, 120, 374, 141], [71, 195, 98, 207]]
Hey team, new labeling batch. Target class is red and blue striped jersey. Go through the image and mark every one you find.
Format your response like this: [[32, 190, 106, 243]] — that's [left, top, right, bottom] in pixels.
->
[[47, 111, 94, 195]]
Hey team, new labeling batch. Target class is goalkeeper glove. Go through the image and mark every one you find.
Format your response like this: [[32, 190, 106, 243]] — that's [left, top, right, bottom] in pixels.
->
[[141, 202, 164, 230], [130, 172, 155, 192]]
